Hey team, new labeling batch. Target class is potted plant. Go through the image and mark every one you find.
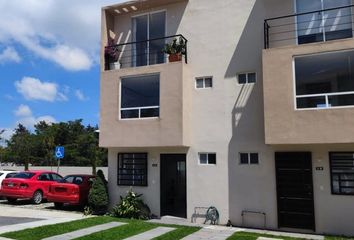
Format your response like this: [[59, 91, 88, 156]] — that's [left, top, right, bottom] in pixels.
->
[[163, 36, 186, 63], [105, 39, 121, 70]]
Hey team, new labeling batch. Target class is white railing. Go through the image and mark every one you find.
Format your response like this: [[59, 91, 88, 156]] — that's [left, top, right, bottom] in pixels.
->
[[296, 91, 354, 109], [120, 106, 160, 119]]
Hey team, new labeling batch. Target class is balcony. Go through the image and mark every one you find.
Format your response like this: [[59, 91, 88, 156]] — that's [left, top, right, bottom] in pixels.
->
[[104, 34, 188, 71], [262, 5, 354, 145], [264, 5, 354, 49]]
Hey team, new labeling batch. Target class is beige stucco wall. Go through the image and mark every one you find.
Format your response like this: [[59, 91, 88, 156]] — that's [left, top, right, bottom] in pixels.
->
[[100, 62, 191, 148], [263, 38, 354, 145]]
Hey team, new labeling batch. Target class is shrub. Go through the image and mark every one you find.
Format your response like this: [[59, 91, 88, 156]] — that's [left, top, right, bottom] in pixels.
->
[[96, 169, 108, 193], [88, 176, 109, 215], [111, 189, 151, 220]]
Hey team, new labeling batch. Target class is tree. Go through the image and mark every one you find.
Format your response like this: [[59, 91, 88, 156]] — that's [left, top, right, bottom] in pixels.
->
[[0, 129, 4, 141], [88, 176, 109, 215]]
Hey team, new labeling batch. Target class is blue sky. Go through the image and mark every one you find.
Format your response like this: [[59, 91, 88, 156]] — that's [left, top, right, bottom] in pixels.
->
[[0, 0, 124, 140]]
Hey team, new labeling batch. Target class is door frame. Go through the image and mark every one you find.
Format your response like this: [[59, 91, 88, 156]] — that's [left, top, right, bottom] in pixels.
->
[[275, 151, 316, 231], [160, 153, 187, 218]]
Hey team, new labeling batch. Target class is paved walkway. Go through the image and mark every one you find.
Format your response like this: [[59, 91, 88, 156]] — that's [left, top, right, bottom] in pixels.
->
[[125, 227, 175, 240], [181, 227, 238, 240], [42, 222, 125, 240]]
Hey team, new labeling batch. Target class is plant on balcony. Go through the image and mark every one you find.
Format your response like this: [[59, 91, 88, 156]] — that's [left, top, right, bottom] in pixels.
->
[[105, 39, 121, 70], [162, 36, 186, 63]]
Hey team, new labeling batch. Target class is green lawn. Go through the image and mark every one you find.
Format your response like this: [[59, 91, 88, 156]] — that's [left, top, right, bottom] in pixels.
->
[[1, 216, 200, 240], [1, 217, 353, 240]]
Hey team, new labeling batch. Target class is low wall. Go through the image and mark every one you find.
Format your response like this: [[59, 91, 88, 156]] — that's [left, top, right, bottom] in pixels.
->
[[0, 166, 109, 179]]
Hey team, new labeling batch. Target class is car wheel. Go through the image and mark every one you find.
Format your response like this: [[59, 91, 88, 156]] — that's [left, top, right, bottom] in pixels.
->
[[32, 190, 43, 204], [54, 202, 63, 209], [6, 197, 17, 203]]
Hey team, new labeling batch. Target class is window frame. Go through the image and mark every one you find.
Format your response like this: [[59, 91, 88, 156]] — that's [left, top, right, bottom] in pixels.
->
[[239, 152, 260, 165], [119, 73, 160, 120], [195, 76, 213, 89], [329, 152, 354, 196], [198, 152, 217, 165], [117, 153, 148, 186], [293, 50, 354, 111], [237, 72, 257, 85]]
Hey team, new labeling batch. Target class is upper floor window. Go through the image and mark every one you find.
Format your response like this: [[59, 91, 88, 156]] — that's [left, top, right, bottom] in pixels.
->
[[120, 74, 160, 119], [196, 77, 213, 89], [330, 152, 354, 195], [239, 153, 259, 165], [199, 153, 216, 165], [296, 0, 352, 45], [238, 72, 256, 84], [295, 50, 354, 109]]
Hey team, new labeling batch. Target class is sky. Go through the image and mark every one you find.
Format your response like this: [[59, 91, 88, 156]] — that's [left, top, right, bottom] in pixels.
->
[[0, 0, 124, 141]]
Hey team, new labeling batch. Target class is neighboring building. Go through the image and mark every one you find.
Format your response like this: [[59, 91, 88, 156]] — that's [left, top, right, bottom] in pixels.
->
[[100, 0, 354, 236]]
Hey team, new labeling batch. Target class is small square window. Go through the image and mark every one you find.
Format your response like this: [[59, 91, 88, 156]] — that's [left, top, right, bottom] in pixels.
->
[[238, 74, 247, 84], [240, 153, 249, 164], [196, 77, 213, 89], [248, 73, 256, 83], [250, 153, 259, 164], [199, 153, 216, 165], [196, 78, 204, 88]]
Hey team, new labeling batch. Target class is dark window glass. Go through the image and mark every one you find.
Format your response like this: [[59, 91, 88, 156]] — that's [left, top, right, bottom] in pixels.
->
[[12, 172, 35, 179], [329, 94, 354, 107], [330, 152, 354, 195], [51, 174, 62, 182], [204, 78, 213, 88], [118, 153, 147, 186], [199, 153, 207, 164], [140, 107, 159, 118], [208, 153, 216, 164], [62, 176, 75, 183], [121, 75, 160, 118], [0, 173, 3, 177], [250, 153, 259, 164], [38, 173, 51, 181], [5, 173, 17, 178], [196, 78, 204, 88], [73, 177, 84, 185], [296, 96, 326, 109], [248, 73, 256, 83], [240, 153, 249, 164], [238, 74, 247, 84]]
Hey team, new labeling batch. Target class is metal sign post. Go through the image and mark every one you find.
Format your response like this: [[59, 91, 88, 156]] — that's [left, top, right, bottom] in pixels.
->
[[54, 146, 64, 174]]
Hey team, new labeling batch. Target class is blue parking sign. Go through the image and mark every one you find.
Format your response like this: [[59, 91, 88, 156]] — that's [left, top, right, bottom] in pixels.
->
[[55, 146, 64, 159]]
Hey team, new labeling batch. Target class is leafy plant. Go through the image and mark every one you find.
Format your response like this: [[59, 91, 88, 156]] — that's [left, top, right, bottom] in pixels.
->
[[104, 39, 119, 62], [162, 37, 186, 56], [88, 176, 109, 215], [111, 188, 151, 220]]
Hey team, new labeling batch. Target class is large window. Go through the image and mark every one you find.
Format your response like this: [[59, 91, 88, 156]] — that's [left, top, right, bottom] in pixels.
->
[[295, 50, 354, 109], [330, 152, 354, 195], [120, 74, 160, 119], [296, 0, 352, 45], [118, 153, 148, 186]]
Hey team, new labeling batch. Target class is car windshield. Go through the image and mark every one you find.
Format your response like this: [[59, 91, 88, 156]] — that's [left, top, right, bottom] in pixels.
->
[[5, 173, 17, 178], [12, 172, 35, 179], [60, 176, 75, 183]]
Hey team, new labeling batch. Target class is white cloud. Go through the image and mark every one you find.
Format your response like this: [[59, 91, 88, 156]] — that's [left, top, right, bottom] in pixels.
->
[[75, 89, 88, 101], [0, 47, 21, 64], [0, 0, 122, 71], [14, 104, 32, 117], [15, 77, 68, 102], [0, 128, 14, 144], [14, 105, 56, 129]]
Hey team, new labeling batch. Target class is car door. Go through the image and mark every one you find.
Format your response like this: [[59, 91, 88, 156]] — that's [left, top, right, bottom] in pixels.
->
[[37, 173, 53, 197]]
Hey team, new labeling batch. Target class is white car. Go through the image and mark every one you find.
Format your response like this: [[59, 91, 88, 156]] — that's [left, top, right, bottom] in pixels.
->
[[0, 171, 18, 190]]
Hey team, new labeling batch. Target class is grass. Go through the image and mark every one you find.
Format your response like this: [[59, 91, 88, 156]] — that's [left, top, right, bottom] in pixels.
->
[[227, 231, 354, 240], [0, 216, 200, 240]]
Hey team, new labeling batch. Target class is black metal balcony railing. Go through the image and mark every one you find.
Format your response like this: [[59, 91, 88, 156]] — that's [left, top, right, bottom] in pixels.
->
[[264, 5, 354, 49], [104, 34, 188, 70]]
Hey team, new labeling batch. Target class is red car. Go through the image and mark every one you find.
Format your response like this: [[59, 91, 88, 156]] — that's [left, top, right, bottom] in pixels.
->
[[0, 170, 63, 204], [47, 174, 95, 208]]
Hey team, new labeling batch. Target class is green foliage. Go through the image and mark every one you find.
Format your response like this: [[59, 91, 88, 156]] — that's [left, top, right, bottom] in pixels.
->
[[111, 189, 151, 220], [97, 169, 108, 193], [2, 120, 107, 168], [162, 37, 186, 55], [88, 176, 109, 215]]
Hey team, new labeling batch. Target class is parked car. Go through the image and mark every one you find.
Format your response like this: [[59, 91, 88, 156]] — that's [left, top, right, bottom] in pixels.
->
[[0, 170, 63, 204], [0, 170, 18, 189], [47, 174, 95, 208]]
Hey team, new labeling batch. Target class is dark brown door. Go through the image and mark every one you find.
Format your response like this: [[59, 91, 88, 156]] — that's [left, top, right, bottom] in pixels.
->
[[160, 154, 187, 218], [275, 152, 315, 231]]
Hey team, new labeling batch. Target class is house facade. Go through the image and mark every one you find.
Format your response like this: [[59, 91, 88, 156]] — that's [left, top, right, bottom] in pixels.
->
[[100, 0, 354, 236]]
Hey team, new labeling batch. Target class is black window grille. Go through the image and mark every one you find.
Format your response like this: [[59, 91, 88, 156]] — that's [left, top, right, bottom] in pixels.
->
[[118, 153, 148, 186], [330, 152, 354, 195]]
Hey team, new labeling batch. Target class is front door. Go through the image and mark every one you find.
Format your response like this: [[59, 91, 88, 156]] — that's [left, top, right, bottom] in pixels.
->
[[275, 152, 315, 231], [160, 154, 187, 218]]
